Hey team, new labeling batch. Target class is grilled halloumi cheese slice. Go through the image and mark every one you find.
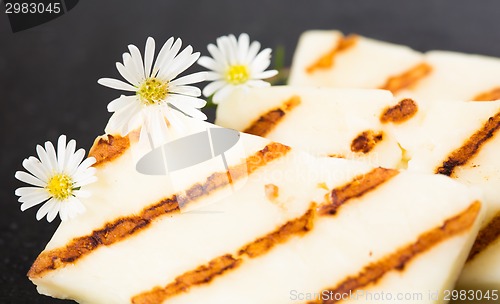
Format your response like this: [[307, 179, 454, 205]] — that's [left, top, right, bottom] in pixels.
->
[[289, 30, 500, 103], [29, 117, 483, 304], [392, 99, 500, 291], [288, 30, 425, 93], [216, 87, 415, 168]]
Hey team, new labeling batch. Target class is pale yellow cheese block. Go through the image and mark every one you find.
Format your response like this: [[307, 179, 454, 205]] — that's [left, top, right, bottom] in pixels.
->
[[289, 30, 500, 103], [288, 30, 424, 89]]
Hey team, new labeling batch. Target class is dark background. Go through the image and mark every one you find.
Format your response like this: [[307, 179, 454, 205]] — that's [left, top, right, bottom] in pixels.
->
[[1, 0, 500, 302]]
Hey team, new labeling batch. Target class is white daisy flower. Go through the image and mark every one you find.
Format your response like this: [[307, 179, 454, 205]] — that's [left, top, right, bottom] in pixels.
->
[[14, 135, 97, 223], [198, 33, 278, 104], [98, 37, 208, 146]]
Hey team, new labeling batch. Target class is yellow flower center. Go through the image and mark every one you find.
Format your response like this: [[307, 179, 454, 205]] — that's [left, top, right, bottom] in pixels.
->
[[46, 174, 74, 201], [137, 78, 168, 105], [225, 65, 250, 85]]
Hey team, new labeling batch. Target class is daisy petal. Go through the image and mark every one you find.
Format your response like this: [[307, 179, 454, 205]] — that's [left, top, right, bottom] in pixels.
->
[[221, 35, 237, 65], [169, 96, 207, 120], [123, 53, 143, 83], [60, 198, 79, 221], [59, 202, 68, 222], [20, 193, 49, 211], [251, 59, 272, 75], [227, 34, 239, 64], [74, 175, 98, 188], [107, 95, 138, 113], [18, 190, 50, 206], [47, 200, 61, 223], [246, 40, 261, 63], [66, 149, 86, 176], [149, 109, 170, 147], [73, 163, 96, 181], [169, 52, 202, 80], [169, 72, 207, 87], [250, 48, 272, 72], [204, 72, 222, 81], [197, 56, 223, 72], [98, 78, 137, 92], [36, 198, 56, 221], [105, 102, 142, 136], [79, 157, 97, 169], [162, 47, 199, 80], [254, 69, 278, 80], [128, 112, 143, 134], [247, 79, 271, 88], [212, 85, 235, 103], [63, 139, 76, 170], [44, 140, 58, 173], [128, 44, 145, 79], [116, 62, 139, 86], [208, 43, 228, 67], [237, 33, 250, 62], [144, 37, 155, 78], [22, 157, 48, 182], [153, 37, 176, 76], [202, 80, 227, 98], [56, 135, 67, 171], [169, 94, 207, 108], [163, 108, 185, 134], [169, 85, 202, 97], [15, 171, 46, 187], [15, 186, 44, 196], [73, 166, 97, 185], [156, 38, 182, 76], [188, 108, 208, 121]]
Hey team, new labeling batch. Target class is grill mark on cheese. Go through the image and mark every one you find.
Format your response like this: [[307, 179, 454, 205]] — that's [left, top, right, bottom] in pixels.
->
[[28, 142, 290, 278], [473, 87, 500, 101], [380, 98, 418, 124], [89, 134, 131, 166], [309, 201, 481, 304], [239, 205, 316, 258], [306, 34, 358, 74], [328, 154, 345, 159], [350, 130, 384, 154], [243, 96, 301, 137], [132, 204, 316, 303], [379, 63, 432, 93], [319, 168, 398, 216], [468, 211, 500, 262], [436, 110, 500, 176], [132, 255, 242, 304]]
